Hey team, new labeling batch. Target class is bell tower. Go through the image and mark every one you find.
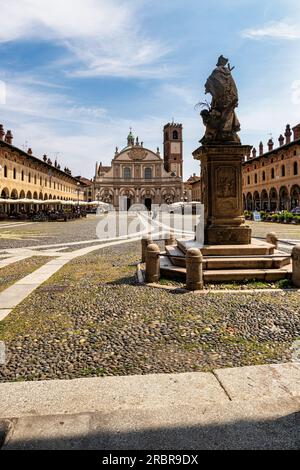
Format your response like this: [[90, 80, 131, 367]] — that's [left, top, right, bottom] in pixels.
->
[[163, 122, 183, 179]]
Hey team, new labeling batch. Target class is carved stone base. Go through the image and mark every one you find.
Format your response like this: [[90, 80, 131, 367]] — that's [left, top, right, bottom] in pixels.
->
[[193, 143, 252, 246], [205, 225, 251, 245]]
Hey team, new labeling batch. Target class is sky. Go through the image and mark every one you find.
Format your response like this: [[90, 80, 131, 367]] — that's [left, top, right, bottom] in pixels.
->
[[0, 0, 300, 179]]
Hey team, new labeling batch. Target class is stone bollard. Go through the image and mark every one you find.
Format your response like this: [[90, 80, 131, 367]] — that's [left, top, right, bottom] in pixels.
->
[[292, 245, 300, 287], [186, 248, 204, 291], [141, 236, 153, 263], [145, 243, 160, 283], [266, 232, 278, 249], [165, 232, 176, 248]]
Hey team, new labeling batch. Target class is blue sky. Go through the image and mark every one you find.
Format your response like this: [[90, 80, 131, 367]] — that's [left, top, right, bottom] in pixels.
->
[[0, 0, 300, 179]]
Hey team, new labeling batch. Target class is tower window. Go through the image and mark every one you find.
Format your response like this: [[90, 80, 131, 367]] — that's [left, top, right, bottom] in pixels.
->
[[294, 161, 298, 175], [124, 167, 131, 179], [173, 130, 179, 140]]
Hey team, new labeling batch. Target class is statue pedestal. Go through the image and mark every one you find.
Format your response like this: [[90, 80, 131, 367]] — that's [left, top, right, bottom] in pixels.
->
[[193, 144, 252, 245]]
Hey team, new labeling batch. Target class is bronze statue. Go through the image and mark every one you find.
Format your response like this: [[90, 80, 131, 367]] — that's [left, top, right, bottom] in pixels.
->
[[199, 55, 241, 144]]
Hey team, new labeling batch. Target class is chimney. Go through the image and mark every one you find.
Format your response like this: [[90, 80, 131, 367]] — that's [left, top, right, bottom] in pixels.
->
[[268, 138, 274, 152], [27, 148, 33, 155], [278, 134, 284, 147], [0, 124, 5, 141], [43, 154, 47, 162], [292, 123, 300, 141], [285, 124, 292, 144], [259, 141, 264, 156], [252, 148, 257, 159], [5, 130, 13, 145]]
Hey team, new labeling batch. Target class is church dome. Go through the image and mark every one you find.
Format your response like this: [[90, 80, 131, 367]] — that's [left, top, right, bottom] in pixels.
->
[[127, 129, 135, 146]]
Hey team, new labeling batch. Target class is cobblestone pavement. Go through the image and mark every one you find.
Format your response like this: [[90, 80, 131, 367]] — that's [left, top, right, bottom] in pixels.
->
[[0, 217, 299, 382], [0, 239, 299, 382], [0, 216, 106, 250]]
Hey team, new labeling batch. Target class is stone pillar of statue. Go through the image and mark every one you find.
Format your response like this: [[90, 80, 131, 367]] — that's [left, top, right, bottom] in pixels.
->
[[194, 144, 252, 245], [193, 55, 252, 245]]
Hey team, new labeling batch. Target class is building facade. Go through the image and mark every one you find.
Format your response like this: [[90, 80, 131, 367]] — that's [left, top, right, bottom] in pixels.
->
[[243, 122, 300, 211], [94, 124, 183, 210], [0, 124, 85, 213], [184, 174, 201, 202]]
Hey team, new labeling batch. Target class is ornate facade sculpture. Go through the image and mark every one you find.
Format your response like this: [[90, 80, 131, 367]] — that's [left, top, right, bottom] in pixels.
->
[[199, 55, 241, 145]]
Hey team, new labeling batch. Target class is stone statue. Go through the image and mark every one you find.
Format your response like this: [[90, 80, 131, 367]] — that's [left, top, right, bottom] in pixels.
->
[[199, 55, 241, 144]]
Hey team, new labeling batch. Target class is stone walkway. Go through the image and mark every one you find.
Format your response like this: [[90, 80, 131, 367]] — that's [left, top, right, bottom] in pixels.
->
[[0, 236, 142, 321], [0, 213, 194, 321], [0, 363, 299, 449]]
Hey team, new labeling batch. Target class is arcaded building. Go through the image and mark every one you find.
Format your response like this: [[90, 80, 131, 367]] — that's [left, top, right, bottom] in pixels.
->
[[0, 124, 85, 212], [93, 124, 183, 210], [243, 122, 300, 211], [184, 174, 201, 202]]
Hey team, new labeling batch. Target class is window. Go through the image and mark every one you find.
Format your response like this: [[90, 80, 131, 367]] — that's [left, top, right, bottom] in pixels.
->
[[28, 173, 31, 183], [34, 175, 37, 184], [124, 167, 131, 179], [145, 168, 152, 179], [40, 177, 42, 186], [173, 130, 178, 140], [4, 165, 7, 177], [255, 173, 258, 184], [13, 168, 16, 179], [262, 171, 266, 181], [247, 176, 250, 185], [294, 161, 298, 176], [21, 170, 24, 181], [281, 165, 285, 177]]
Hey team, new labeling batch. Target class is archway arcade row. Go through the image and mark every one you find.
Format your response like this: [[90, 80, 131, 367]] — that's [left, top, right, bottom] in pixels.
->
[[0, 187, 77, 214], [244, 185, 300, 211]]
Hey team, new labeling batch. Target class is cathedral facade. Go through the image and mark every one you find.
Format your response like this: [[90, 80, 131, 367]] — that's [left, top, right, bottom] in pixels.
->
[[93, 123, 183, 210]]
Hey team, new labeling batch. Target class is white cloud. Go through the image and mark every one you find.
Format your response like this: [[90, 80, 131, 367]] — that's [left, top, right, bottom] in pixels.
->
[[0, 80, 6, 105], [159, 84, 198, 107], [242, 21, 300, 40], [0, 0, 172, 79], [0, 81, 107, 124]]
